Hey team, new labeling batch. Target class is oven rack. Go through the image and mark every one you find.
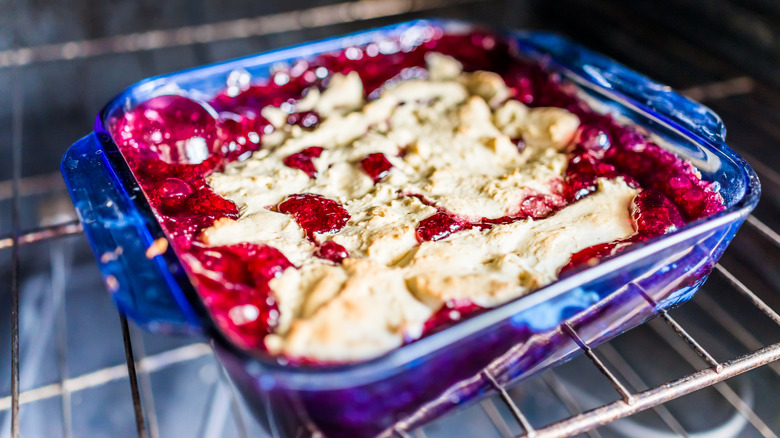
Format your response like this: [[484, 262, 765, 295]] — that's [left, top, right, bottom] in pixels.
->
[[3, 1, 780, 436], [4, 212, 779, 438]]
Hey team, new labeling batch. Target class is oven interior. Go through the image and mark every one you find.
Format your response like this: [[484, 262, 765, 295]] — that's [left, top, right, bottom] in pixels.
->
[[2, 1, 780, 437]]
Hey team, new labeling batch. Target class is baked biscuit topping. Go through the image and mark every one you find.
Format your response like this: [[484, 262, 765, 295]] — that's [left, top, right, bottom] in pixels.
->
[[202, 55, 638, 361]]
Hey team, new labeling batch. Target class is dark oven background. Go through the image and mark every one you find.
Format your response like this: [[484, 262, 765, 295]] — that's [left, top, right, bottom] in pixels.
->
[[1, 1, 780, 437]]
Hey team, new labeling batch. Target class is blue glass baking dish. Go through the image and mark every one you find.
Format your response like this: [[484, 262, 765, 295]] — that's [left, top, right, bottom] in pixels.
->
[[61, 19, 759, 438]]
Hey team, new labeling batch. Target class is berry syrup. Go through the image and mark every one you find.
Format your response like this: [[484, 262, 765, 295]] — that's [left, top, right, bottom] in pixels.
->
[[283, 147, 324, 178], [276, 194, 350, 240], [109, 27, 724, 352], [315, 241, 350, 264], [360, 153, 394, 183]]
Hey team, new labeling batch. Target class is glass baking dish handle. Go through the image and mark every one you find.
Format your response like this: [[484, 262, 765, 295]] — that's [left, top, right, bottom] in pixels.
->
[[62, 133, 203, 335]]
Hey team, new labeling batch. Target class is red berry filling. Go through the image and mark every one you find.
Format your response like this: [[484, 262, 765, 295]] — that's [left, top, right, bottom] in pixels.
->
[[150, 177, 193, 213], [277, 194, 350, 240], [421, 300, 484, 336], [283, 147, 324, 178], [286, 111, 321, 130], [113, 95, 218, 165], [315, 240, 349, 263], [416, 211, 471, 242], [632, 189, 686, 236], [189, 243, 291, 347], [559, 241, 626, 274], [360, 153, 394, 183], [214, 109, 268, 160]]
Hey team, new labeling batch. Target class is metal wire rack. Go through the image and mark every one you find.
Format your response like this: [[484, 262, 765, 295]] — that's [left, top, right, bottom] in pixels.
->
[[3, 1, 780, 437], [7, 216, 779, 438]]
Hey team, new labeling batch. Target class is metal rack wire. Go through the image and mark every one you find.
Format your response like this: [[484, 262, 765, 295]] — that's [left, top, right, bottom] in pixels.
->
[[4, 1, 780, 437]]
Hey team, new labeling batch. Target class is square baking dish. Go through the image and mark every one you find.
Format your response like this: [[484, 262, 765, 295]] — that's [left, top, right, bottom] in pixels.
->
[[61, 19, 760, 438]]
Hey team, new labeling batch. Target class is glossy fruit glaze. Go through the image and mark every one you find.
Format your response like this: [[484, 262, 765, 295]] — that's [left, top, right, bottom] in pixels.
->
[[360, 152, 394, 183], [276, 193, 351, 240], [109, 27, 724, 354], [283, 146, 324, 179]]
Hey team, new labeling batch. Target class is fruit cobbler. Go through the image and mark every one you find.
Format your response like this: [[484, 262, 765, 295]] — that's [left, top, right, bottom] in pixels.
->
[[110, 28, 724, 363]]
